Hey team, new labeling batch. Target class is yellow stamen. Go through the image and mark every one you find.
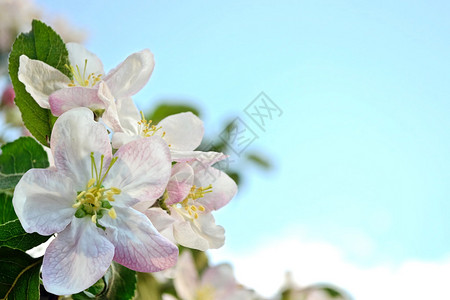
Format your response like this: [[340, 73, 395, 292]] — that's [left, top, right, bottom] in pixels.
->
[[110, 187, 121, 194], [73, 153, 122, 224], [87, 178, 96, 188], [106, 192, 115, 202], [108, 208, 117, 219], [137, 111, 164, 137], [65, 60, 102, 87], [176, 184, 213, 220]]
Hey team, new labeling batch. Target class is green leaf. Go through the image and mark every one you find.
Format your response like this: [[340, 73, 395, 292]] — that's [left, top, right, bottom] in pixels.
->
[[101, 262, 137, 300], [148, 103, 200, 123], [72, 278, 106, 300], [321, 286, 345, 298], [8, 20, 70, 146], [0, 174, 22, 192], [0, 193, 16, 225], [0, 219, 50, 251], [0, 137, 49, 193], [226, 171, 241, 186], [245, 152, 272, 170], [136, 273, 161, 300], [0, 137, 49, 225], [0, 247, 42, 300]]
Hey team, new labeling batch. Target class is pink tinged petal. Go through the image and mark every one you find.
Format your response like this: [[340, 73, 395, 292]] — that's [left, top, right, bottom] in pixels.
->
[[104, 49, 154, 99], [104, 136, 171, 206], [132, 200, 154, 214], [143, 207, 175, 233], [98, 82, 121, 132], [99, 207, 178, 272], [12, 168, 76, 235], [166, 163, 194, 205], [66, 43, 104, 75], [50, 108, 112, 190], [174, 251, 199, 300], [158, 112, 204, 151], [195, 167, 237, 211], [18, 55, 71, 108], [201, 264, 236, 293], [42, 217, 114, 295], [49, 87, 106, 116], [171, 150, 227, 166], [192, 152, 229, 172], [172, 212, 225, 251]]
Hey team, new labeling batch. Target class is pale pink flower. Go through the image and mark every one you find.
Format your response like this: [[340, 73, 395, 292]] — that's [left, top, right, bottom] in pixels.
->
[[171, 251, 256, 300], [18, 43, 154, 119], [141, 152, 237, 251], [13, 107, 177, 295], [1, 84, 15, 107], [110, 97, 204, 154]]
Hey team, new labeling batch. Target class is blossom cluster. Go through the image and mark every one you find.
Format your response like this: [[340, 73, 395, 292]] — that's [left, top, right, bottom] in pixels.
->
[[12, 42, 237, 295]]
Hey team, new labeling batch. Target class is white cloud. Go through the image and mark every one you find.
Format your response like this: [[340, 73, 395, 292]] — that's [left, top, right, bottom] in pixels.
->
[[209, 233, 450, 300]]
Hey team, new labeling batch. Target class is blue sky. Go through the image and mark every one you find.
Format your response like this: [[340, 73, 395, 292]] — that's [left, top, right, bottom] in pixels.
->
[[35, 0, 450, 297]]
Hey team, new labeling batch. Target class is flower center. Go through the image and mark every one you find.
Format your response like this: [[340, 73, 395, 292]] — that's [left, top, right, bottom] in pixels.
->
[[137, 111, 166, 139], [65, 59, 102, 87], [175, 184, 212, 219], [73, 152, 121, 226]]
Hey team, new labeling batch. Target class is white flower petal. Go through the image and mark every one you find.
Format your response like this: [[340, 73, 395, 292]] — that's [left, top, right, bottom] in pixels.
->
[[143, 207, 175, 233], [42, 217, 114, 295], [18, 55, 71, 108], [158, 112, 204, 151], [105, 136, 171, 206], [107, 96, 141, 145], [50, 108, 112, 190], [98, 82, 121, 132], [111, 132, 140, 149], [195, 167, 237, 211], [99, 207, 178, 272], [13, 168, 76, 235], [201, 264, 236, 294], [171, 150, 227, 166], [26, 236, 55, 258], [104, 49, 154, 99], [66, 42, 104, 76], [174, 251, 199, 300], [115, 96, 141, 133], [172, 211, 225, 251]]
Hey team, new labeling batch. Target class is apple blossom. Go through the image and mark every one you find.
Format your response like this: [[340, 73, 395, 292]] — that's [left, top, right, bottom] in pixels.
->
[[17, 42, 154, 118], [108, 96, 204, 153], [12, 107, 178, 295], [171, 251, 256, 300], [140, 151, 237, 251]]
